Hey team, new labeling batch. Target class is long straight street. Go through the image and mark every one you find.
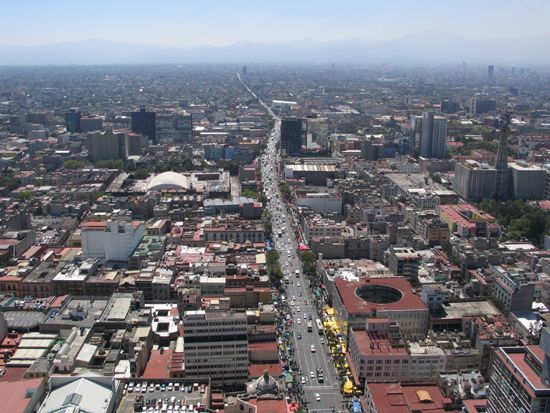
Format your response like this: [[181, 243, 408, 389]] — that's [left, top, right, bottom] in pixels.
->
[[239, 74, 345, 413]]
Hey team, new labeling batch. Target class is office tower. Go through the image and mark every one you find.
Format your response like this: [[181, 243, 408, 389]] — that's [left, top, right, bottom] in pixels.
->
[[86, 130, 126, 162], [419, 112, 447, 159], [155, 112, 192, 142], [440, 99, 459, 114], [471, 96, 497, 115], [454, 161, 497, 201], [182, 310, 249, 386], [280, 117, 304, 156], [64, 109, 81, 132], [494, 111, 513, 201], [131, 108, 156, 142], [125, 132, 147, 157], [488, 64, 494, 80], [409, 115, 422, 156], [80, 116, 103, 132]]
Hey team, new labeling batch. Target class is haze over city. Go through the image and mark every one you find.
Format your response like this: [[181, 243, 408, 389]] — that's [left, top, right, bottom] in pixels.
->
[[1, 0, 550, 65], [0, 2, 550, 413]]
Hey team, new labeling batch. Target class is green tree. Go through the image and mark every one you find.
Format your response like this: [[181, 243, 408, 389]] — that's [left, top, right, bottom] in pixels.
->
[[96, 159, 123, 169], [242, 188, 260, 199], [16, 191, 32, 201], [64, 160, 90, 170], [300, 251, 317, 277], [133, 168, 150, 180]]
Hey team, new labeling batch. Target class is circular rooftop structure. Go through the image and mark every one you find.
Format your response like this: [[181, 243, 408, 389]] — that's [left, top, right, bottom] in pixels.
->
[[355, 284, 403, 304], [146, 172, 191, 192]]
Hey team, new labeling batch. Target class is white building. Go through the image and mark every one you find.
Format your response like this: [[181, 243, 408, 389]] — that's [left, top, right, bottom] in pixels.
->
[[183, 310, 248, 386], [295, 191, 342, 214], [38, 373, 120, 413], [80, 220, 145, 263]]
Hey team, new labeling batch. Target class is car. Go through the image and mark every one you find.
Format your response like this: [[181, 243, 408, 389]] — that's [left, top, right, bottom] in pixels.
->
[[320, 337, 325, 344], [296, 307, 300, 312], [315, 393, 321, 402], [310, 345, 316, 353], [297, 283, 301, 287], [304, 313, 307, 319], [297, 332, 301, 339], [297, 319, 301, 324], [301, 377, 306, 384], [310, 372, 315, 378]]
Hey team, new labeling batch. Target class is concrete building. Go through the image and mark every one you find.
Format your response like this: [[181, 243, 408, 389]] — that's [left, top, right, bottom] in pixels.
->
[[332, 277, 429, 339], [419, 112, 447, 159], [280, 117, 304, 156], [80, 220, 145, 263], [471, 96, 497, 115], [131, 108, 156, 142], [487, 332, 550, 413], [454, 160, 497, 201], [509, 162, 546, 200], [295, 190, 342, 214], [125, 131, 147, 157], [387, 247, 420, 283], [80, 116, 103, 132], [86, 130, 126, 163], [182, 310, 249, 386]]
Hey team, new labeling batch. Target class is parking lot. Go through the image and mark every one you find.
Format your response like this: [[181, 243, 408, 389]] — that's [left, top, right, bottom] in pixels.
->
[[116, 380, 208, 413]]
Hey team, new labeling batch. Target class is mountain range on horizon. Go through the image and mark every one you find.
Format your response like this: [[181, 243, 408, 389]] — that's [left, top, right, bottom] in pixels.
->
[[0, 31, 548, 66]]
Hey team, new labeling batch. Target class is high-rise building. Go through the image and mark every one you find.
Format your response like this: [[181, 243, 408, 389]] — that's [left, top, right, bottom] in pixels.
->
[[409, 115, 422, 156], [86, 130, 126, 162], [454, 161, 497, 201], [494, 111, 513, 201], [80, 116, 103, 132], [182, 310, 249, 386], [125, 132, 147, 157], [419, 112, 447, 159], [131, 109, 156, 142], [80, 219, 145, 263], [440, 99, 459, 114], [486, 327, 550, 412], [64, 109, 81, 133], [155, 112, 192, 142], [488, 64, 494, 80], [471, 96, 497, 115], [280, 117, 304, 157]]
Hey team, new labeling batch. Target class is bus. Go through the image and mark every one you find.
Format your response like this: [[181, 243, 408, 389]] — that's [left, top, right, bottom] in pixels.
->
[[307, 321, 313, 332], [315, 319, 324, 335]]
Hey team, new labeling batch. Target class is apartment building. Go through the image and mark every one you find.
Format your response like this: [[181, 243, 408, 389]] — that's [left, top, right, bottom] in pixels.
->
[[182, 310, 249, 386]]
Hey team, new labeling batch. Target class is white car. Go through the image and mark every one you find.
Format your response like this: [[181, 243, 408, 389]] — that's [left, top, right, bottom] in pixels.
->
[[315, 393, 321, 401], [297, 319, 301, 324], [301, 376, 306, 384], [310, 345, 316, 353], [310, 372, 315, 378], [296, 307, 300, 313]]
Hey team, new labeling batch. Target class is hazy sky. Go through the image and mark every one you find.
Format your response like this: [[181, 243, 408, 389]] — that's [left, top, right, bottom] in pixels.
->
[[1, 0, 549, 47]]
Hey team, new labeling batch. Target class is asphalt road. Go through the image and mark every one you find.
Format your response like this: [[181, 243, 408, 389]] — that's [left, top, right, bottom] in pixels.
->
[[239, 73, 345, 413]]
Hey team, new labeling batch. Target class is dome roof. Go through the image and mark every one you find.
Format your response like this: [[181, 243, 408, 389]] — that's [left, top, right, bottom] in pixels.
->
[[255, 370, 278, 396], [147, 172, 191, 192]]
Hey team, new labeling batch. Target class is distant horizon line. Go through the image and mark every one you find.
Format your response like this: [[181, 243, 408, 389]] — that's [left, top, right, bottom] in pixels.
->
[[2, 30, 550, 49]]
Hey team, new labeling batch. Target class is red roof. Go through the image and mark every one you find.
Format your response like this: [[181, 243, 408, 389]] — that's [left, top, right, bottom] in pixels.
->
[[0, 377, 44, 413], [248, 363, 283, 378], [80, 221, 107, 229], [335, 277, 427, 314], [367, 382, 459, 413], [141, 349, 172, 379]]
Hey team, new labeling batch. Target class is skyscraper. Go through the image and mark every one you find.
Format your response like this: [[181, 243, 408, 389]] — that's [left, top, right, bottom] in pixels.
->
[[488, 64, 494, 80], [131, 108, 156, 142], [280, 117, 304, 156], [494, 110, 513, 201], [419, 112, 447, 159], [64, 108, 81, 133]]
